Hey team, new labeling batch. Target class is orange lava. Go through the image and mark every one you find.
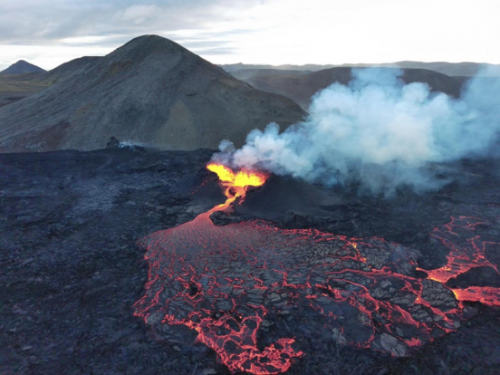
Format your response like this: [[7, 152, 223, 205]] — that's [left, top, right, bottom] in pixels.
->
[[417, 218, 499, 285], [135, 168, 500, 374], [207, 163, 268, 212]]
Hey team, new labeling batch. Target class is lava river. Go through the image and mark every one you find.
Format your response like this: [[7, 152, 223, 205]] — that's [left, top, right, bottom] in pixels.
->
[[134, 164, 500, 374]]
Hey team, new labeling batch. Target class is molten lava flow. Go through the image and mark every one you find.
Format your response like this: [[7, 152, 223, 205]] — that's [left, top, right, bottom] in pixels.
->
[[417, 217, 499, 284], [134, 169, 500, 374], [206, 163, 267, 210]]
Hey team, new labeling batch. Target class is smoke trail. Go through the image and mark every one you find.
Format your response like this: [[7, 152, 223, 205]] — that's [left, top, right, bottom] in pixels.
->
[[213, 68, 500, 194]]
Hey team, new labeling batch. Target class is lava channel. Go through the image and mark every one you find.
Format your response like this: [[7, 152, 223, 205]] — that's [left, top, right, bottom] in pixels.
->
[[134, 163, 500, 374]]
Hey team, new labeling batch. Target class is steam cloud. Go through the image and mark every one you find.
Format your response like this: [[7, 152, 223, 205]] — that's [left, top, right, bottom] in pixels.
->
[[213, 68, 500, 194]]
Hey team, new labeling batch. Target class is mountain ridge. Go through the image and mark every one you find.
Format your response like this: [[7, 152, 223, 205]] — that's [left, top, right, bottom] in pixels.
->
[[222, 61, 500, 77], [0, 35, 305, 153], [232, 67, 464, 110]]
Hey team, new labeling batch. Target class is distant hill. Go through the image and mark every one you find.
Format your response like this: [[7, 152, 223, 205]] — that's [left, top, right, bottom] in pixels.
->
[[453, 75, 500, 87], [232, 67, 464, 110], [0, 60, 46, 75], [222, 61, 500, 77], [348, 62, 500, 77], [0, 61, 48, 106], [0, 35, 305, 152], [0, 72, 49, 108], [221, 63, 333, 73], [0, 57, 103, 107]]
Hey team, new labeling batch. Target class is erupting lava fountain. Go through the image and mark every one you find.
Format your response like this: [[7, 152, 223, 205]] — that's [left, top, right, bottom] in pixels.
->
[[206, 163, 268, 211]]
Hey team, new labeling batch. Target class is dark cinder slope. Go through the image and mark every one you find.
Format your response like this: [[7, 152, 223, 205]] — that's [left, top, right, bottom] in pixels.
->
[[0, 35, 305, 152], [0, 60, 46, 75], [233, 67, 463, 110], [40, 56, 102, 85]]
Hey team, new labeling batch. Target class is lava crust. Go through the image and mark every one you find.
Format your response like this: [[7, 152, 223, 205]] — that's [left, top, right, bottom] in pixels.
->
[[1, 149, 500, 374], [135, 197, 500, 373]]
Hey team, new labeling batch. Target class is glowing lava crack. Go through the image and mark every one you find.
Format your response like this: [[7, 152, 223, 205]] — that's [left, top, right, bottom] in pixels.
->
[[134, 164, 500, 374]]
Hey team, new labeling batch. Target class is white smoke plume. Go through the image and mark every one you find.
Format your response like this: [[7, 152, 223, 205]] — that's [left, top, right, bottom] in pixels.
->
[[213, 68, 500, 194]]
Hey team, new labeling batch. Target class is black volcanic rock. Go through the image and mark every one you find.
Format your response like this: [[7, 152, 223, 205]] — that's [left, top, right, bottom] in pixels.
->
[[0, 35, 305, 153], [447, 266, 500, 288], [106, 136, 120, 149], [0, 60, 46, 75]]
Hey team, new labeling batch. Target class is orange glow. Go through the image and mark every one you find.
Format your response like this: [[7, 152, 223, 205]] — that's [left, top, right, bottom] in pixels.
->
[[207, 163, 268, 211], [207, 163, 267, 189], [451, 286, 500, 306]]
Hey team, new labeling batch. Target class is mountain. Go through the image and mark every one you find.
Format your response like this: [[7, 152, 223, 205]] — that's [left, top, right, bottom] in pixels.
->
[[222, 62, 500, 77], [40, 56, 102, 85], [0, 60, 46, 75], [0, 35, 305, 152], [232, 67, 463, 110]]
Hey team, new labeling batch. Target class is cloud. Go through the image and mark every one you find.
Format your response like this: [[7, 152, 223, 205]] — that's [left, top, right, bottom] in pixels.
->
[[0, 0, 258, 45], [1, 1, 499, 70], [0, 0, 261, 68], [118, 4, 161, 25]]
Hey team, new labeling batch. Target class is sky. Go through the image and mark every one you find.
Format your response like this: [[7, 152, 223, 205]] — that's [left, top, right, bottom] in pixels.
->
[[1, 0, 499, 71]]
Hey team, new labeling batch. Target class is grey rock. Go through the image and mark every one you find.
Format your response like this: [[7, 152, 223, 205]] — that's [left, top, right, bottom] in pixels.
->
[[380, 333, 408, 357], [421, 279, 458, 310], [106, 136, 120, 149]]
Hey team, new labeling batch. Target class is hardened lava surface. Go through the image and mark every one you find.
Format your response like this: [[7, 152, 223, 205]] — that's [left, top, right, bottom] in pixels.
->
[[2, 149, 500, 374], [135, 205, 500, 374]]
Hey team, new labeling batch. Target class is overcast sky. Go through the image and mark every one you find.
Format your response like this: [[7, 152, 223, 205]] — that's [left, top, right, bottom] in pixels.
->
[[1, 0, 499, 71]]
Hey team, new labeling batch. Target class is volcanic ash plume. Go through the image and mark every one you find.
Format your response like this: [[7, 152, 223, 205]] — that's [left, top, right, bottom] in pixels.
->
[[213, 68, 500, 194]]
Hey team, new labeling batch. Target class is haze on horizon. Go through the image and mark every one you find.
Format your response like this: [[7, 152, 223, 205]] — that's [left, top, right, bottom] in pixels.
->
[[0, 0, 499, 71]]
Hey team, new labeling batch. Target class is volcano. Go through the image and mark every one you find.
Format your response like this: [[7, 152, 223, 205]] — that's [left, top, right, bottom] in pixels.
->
[[1, 148, 500, 374], [134, 163, 500, 374], [0, 35, 305, 153]]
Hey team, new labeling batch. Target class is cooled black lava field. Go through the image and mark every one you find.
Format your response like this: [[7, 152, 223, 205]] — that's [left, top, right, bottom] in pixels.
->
[[1, 148, 500, 374]]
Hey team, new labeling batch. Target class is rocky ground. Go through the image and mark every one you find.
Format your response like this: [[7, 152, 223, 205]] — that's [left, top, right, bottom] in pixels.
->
[[1, 148, 499, 374]]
